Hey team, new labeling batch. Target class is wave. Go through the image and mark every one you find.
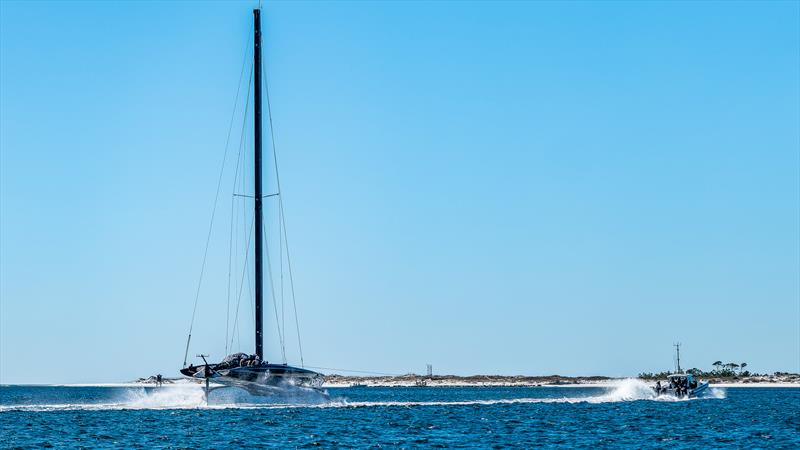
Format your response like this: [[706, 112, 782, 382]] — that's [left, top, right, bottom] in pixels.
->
[[584, 378, 725, 403], [0, 379, 725, 412]]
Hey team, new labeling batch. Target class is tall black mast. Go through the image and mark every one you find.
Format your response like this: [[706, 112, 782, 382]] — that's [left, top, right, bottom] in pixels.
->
[[253, 8, 264, 360]]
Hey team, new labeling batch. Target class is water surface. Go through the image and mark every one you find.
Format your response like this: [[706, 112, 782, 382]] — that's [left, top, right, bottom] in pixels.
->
[[1, 381, 797, 448]]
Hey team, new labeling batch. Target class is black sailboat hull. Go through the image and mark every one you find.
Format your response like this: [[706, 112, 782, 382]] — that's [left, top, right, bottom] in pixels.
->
[[181, 363, 323, 392]]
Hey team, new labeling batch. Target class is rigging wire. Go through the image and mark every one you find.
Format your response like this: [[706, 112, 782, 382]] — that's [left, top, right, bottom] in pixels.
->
[[280, 192, 285, 363], [183, 30, 252, 368], [225, 153, 241, 356], [262, 214, 287, 363], [231, 115, 255, 349], [281, 206, 304, 366], [230, 211, 256, 352], [225, 195, 235, 356], [231, 135, 244, 354], [236, 84, 249, 355], [225, 63, 253, 355], [242, 116, 255, 330], [246, 231, 255, 325], [262, 44, 306, 367]]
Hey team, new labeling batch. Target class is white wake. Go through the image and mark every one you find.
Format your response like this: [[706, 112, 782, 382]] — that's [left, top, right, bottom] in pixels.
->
[[0, 379, 725, 412]]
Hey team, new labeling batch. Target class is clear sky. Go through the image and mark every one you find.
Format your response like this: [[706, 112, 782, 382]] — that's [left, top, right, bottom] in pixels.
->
[[1, 0, 798, 384]]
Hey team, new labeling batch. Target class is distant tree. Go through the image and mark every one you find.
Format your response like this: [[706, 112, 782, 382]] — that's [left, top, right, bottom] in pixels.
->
[[639, 371, 672, 380], [740, 363, 747, 374], [712, 361, 722, 372], [716, 363, 738, 378]]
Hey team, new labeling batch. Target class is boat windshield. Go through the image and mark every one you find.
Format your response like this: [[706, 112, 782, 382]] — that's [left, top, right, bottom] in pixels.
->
[[668, 374, 697, 389]]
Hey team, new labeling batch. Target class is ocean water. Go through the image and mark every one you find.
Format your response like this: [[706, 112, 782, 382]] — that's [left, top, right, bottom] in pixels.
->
[[1, 381, 798, 448]]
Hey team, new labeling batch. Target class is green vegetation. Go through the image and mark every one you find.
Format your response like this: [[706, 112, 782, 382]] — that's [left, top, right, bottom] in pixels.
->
[[639, 361, 757, 380]]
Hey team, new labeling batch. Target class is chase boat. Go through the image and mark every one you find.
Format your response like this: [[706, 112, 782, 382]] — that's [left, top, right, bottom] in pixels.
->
[[652, 344, 710, 398], [654, 373, 709, 398]]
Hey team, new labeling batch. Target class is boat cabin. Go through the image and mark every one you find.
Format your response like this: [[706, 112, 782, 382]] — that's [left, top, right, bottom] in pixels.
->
[[668, 373, 698, 390]]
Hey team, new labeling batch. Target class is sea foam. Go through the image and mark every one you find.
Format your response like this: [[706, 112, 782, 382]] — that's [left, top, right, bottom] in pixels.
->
[[0, 379, 725, 412]]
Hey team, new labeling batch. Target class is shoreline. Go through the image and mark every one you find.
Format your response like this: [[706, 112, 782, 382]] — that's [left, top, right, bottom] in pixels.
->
[[321, 374, 800, 388], [4, 374, 798, 389], [320, 382, 800, 388], [4, 381, 798, 388], [3, 381, 798, 388]]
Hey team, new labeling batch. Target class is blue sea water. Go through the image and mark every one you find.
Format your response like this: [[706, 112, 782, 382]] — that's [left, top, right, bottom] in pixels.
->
[[1, 381, 798, 448]]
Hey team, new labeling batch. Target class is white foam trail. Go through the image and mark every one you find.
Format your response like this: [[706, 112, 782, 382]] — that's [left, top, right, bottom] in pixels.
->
[[123, 384, 207, 409], [0, 379, 725, 412], [588, 378, 661, 402], [587, 378, 726, 403], [706, 387, 726, 400]]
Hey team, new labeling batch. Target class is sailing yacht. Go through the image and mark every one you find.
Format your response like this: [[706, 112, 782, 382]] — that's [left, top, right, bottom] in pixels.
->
[[179, 8, 322, 395]]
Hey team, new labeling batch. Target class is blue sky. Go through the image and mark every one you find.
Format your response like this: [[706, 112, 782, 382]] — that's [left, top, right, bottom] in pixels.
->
[[1, 0, 798, 384]]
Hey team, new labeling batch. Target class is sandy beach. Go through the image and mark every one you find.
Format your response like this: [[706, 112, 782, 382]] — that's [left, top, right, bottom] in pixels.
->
[[321, 374, 800, 388]]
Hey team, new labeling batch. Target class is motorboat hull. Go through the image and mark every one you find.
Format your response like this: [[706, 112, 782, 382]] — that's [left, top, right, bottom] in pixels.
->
[[654, 381, 710, 398], [689, 381, 709, 397]]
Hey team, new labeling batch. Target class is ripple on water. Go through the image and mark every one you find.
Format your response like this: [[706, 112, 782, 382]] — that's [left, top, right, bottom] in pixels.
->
[[1, 385, 797, 448]]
